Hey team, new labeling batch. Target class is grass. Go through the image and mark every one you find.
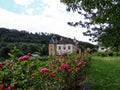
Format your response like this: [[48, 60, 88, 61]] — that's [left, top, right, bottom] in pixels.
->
[[87, 56, 120, 90]]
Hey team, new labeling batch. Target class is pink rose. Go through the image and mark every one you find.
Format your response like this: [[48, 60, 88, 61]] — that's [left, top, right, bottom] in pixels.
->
[[18, 56, 24, 62], [59, 63, 71, 72], [18, 55, 30, 62], [40, 68, 49, 73], [22, 55, 30, 60], [8, 83, 14, 90], [77, 61, 82, 67]]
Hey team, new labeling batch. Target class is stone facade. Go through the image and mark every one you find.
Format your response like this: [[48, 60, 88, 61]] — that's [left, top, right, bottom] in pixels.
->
[[49, 44, 56, 55]]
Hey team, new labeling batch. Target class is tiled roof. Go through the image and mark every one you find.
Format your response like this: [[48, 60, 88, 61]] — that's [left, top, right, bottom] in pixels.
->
[[49, 35, 78, 45], [58, 38, 74, 44]]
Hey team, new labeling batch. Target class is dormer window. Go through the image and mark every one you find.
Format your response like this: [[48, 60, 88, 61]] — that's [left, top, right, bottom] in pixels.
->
[[50, 35, 58, 44]]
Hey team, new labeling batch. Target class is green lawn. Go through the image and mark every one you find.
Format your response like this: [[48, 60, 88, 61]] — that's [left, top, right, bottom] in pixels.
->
[[87, 56, 120, 90]]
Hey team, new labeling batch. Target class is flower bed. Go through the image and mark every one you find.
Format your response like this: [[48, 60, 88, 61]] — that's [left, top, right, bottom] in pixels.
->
[[0, 53, 90, 90]]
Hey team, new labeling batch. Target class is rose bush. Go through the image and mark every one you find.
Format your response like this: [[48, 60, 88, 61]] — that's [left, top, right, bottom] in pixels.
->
[[0, 52, 90, 90]]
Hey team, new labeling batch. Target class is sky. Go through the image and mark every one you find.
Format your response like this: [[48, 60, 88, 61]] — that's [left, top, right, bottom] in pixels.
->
[[0, 0, 96, 44]]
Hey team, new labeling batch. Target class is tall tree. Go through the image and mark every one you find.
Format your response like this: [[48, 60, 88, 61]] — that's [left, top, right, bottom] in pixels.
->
[[60, 0, 120, 51]]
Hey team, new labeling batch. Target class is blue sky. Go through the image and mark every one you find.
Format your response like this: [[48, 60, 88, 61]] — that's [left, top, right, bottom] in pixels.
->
[[0, 0, 96, 44], [0, 0, 45, 15]]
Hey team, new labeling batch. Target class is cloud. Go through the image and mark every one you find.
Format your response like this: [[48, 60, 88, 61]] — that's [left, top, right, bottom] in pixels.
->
[[0, 0, 96, 44], [14, 0, 35, 7], [25, 8, 34, 15], [41, 0, 67, 18]]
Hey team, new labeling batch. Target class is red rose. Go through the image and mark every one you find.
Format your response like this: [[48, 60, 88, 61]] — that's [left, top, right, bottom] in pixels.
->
[[59, 63, 66, 70], [67, 69, 71, 73], [76, 68, 80, 72], [55, 58, 59, 63], [0, 84, 4, 90], [49, 71, 55, 78], [61, 52, 67, 57], [31, 73, 34, 77], [51, 63, 55, 67], [0, 62, 3, 69]]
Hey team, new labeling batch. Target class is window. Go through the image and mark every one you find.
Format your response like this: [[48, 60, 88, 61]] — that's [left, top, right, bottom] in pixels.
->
[[63, 46, 66, 50], [58, 46, 61, 50], [68, 46, 71, 50], [101, 47, 104, 50]]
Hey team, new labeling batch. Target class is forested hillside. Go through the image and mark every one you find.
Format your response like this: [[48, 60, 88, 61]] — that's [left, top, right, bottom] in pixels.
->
[[0, 28, 95, 58], [0, 28, 53, 44]]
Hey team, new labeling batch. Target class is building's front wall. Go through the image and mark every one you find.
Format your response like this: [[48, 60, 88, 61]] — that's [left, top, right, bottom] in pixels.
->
[[56, 44, 77, 55], [49, 44, 56, 55], [49, 43, 81, 55]]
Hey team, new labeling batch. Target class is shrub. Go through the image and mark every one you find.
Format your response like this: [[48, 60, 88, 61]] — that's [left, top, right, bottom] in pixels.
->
[[108, 52, 113, 57], [95, 52, 108, 57], [0, 52, 90, 89]]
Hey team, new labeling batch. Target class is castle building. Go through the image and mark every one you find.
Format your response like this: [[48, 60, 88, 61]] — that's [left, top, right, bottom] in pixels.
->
[[49, 35, 81, 55]]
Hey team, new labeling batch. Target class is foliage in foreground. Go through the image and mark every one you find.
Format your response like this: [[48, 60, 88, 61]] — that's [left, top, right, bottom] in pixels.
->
[[87, 56, 120, 90], [0, 52, 90, 90]]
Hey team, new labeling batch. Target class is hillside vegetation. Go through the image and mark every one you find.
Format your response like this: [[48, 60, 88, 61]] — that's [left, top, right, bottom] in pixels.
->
[[0, 28, 95, 58]]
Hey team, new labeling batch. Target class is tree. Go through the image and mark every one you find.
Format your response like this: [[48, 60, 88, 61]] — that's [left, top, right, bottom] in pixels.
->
[[60, 0, 120, 51]]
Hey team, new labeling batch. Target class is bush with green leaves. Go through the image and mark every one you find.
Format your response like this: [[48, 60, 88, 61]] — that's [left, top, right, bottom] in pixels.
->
[[0, 52, 90, 90]]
